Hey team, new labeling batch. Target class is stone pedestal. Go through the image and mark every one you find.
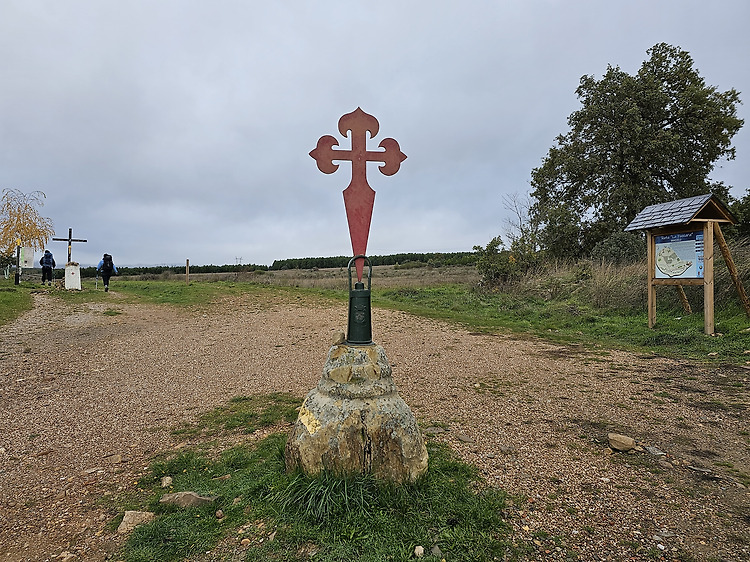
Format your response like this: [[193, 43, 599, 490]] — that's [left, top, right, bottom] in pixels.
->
[[285, 343, 428, 483], [64, 263, 81, 290]]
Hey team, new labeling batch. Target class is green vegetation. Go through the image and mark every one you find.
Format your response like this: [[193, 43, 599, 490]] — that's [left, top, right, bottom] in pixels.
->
[[374, 284, 750, 363], [171, 393, 300, 439], [111, 394, 516, 562], [0, 280, 32, 325], [270, 252, 476, 271], [529, 43, 743, 259]]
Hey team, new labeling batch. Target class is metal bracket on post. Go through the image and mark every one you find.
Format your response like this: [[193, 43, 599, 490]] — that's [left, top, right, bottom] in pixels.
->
[[346, 255, 373, 345]]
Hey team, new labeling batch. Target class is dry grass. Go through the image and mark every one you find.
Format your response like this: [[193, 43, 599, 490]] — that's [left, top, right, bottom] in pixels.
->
[[140, 264, 481, 290]]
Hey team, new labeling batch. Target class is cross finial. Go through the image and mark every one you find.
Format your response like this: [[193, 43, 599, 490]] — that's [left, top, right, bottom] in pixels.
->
[[310, 108, 406, 280]]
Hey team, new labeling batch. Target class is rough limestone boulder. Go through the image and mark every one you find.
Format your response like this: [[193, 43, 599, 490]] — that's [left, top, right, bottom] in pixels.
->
[[608, 433, 636, 452], [285, 343, 428, 483]]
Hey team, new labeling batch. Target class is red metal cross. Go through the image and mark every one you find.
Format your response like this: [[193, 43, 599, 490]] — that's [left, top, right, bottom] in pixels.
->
[[310, 108, 406, 281]]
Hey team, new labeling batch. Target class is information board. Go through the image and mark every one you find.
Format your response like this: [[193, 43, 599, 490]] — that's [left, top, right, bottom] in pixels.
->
[[654, 231, 704, 279], [21, 247, 34, 269]]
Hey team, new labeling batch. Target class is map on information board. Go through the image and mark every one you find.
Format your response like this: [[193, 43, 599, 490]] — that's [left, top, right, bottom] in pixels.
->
[[654, 231, 704, 279]]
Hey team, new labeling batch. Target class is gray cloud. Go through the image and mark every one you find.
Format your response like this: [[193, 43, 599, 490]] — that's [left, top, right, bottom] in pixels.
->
[[2, 0, 748, 266]]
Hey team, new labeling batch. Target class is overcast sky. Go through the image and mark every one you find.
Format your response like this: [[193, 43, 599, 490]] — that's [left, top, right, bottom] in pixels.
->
[[2, 1, 749, 267]]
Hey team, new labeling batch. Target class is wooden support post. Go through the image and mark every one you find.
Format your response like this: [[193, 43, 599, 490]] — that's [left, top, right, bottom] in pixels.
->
[[647, 230, 656, 328], [186, 259, 190, 286], [14, 244, 21, 285], [676, 285, 692, 314], [703, 222, 715, 335], [713, 222, 750, 317]]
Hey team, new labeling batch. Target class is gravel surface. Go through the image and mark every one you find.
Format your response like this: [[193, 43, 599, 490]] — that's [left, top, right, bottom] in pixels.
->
[[1, 289, 749, 561]]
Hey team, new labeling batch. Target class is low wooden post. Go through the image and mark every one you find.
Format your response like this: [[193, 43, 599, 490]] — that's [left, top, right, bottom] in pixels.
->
[[703, 221, 714, 335], [14, 244, 21, 285], [646, 231, 656, 328], [713, 222, 750, 317], [186, 259, 190, 285]]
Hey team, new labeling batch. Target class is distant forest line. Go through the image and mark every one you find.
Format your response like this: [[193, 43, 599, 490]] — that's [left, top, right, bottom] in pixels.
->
[[72, 252, 477, 278]]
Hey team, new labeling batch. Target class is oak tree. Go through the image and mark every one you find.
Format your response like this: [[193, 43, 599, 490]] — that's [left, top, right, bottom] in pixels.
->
[[530, 43, 743, 258]]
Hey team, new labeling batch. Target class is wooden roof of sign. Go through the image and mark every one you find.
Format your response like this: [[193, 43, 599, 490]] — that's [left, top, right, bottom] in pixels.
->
[[624, 193, 736, 232]]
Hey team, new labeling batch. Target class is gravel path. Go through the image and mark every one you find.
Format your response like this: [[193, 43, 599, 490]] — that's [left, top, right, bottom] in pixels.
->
[[1, 290, 748, 561]]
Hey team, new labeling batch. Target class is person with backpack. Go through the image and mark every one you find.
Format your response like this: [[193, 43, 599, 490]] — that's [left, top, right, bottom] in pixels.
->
[[39, 249, 55, 285], [96, 253, 118, 292]]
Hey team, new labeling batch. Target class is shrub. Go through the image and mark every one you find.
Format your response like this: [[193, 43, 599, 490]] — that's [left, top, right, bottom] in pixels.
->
[[590, 231, 646, 264]]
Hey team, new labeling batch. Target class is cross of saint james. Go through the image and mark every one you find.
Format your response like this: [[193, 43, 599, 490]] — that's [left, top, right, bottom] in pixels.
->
[[310, 108, 406, 281]]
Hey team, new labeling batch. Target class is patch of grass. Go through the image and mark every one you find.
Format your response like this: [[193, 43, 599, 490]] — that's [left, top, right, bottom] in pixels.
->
[[119, 435, 516, 562], [111, 280, 236, 307], [373, 285, 750, 365], [0, 278, 34, 326], [114, 394, 518, 561], [171, 393, 300, 439]]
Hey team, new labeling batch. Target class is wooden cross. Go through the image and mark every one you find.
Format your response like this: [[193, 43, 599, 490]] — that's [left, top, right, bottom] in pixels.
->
[[52, 227, 88, 263], [310, 107, 406, 281]]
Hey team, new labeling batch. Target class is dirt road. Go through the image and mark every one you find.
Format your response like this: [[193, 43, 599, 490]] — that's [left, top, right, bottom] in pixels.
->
[[1, 290, 748, 560]]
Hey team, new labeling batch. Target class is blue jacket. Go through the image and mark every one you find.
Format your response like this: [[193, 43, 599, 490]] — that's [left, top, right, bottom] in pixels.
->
[[40, 251, 55, 268], [96, 258, 118, 274]]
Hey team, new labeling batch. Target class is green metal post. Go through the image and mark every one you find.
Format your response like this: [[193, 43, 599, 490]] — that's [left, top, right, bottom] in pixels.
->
[[346, 255, 373, 345]]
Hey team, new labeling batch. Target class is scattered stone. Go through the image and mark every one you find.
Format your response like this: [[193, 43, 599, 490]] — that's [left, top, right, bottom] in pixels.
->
[[456, 433, 474, 443], [332, 331, 346, 345], [423, 426, 445, 435], [212, 474, 231, 481], [241, 538, 251, 546], [117, 511, 155, 534], [499, 445, 517, 455], [105, 453, 124, 464], [215, 509, 224, 519], [160, 491, 217, 508], [32, 449, 54, 457], [658, 460, 674, 469], [430, 545, 443, 558], [414, 545, 425, 557], [645, 446, 666, 456], [160, 476, 173, 488], [607, 433, 636, 452]]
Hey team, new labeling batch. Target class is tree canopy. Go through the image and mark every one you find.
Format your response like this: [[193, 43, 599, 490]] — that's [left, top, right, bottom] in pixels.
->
[[529, 43, 744, 258], [0, 189, 55, 258]]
